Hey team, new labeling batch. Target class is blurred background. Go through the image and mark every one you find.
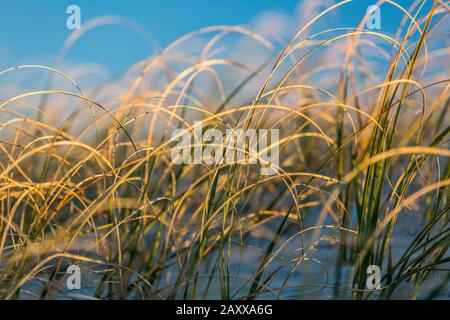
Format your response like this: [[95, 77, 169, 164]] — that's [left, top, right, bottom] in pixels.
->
[[0, 0, 423, 73]]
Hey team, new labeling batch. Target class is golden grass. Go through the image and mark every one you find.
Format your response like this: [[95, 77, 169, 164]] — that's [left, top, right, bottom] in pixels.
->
[[0, 0, 449, 299]]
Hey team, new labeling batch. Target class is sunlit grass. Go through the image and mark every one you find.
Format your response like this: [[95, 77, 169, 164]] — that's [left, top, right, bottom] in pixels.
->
[[0, 0, 448, 299]]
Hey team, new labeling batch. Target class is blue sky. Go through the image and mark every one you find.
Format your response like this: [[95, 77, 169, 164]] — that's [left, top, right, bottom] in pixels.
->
[[0, 0, 431, 73], [0, 0, 296, 71]]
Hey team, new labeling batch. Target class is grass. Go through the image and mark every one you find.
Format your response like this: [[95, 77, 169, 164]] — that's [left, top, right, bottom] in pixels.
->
[[0, 0, 449, 299]]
